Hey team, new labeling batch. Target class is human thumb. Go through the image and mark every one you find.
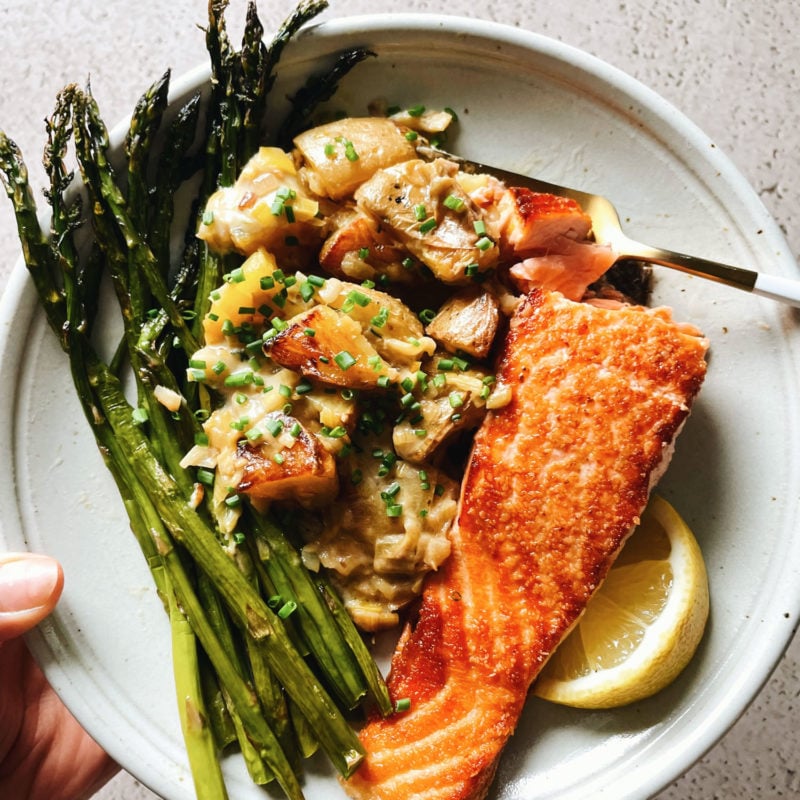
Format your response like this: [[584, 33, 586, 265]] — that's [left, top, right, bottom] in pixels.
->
[[0, 553, 64, 643]]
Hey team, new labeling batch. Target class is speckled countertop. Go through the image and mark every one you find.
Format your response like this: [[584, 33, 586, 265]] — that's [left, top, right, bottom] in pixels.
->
[[1, 1, 798, 799]]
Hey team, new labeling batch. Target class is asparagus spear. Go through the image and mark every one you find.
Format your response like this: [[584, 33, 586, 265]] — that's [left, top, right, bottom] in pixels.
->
[[248, 511, 368, 710], [167, 575, 230, 800], [276, 46, 376, 147], [2, 3, 400, 797]]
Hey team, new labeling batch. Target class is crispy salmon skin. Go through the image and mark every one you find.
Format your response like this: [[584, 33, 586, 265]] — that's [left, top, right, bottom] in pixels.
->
[[344, 290, 708, 800]]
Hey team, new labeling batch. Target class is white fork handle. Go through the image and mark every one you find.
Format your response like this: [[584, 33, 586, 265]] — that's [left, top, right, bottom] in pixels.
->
[[752, 273, 800, 307]]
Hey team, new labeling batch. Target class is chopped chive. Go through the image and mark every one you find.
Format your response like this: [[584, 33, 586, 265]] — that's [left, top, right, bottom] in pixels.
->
[[419, 308, 436, 324], [300, 281, 315, 302], [273, 452, 285, 465], [334, 350, 357, 370], [404, 130, 419, 141], [473, 219, 487, 236], [196, 468, 215, 486], [465, 263, 480, 277], [401, 257, 415, 270], [394, 698, 412, 712], [307, 274, 326, 287], [303, 327, 316, 337], [414, 204, 428, 222], [419, 218, 437, 234], [295, 380, 313, 395], [449, 391, 464, 408], [289, 422, 302, 438], [202, 209, 214, 225], [358, 247, 370, 259], [383, 481, 401, 498], [343, 140, 359, 162], [475, 236, 493, 251], [265, 418, 284, 437], [386, 503, 403, 517], [278, 599, 297, 619], [443, 194, 466, 212], [407, 104, 425, 117], [224, 494, 241, 508], [377, 375, 391, 388], [260, 275, 275, 290], [371, 306, 389, 328], [224, 371, 253, 387], [245, 427, 262, 442]]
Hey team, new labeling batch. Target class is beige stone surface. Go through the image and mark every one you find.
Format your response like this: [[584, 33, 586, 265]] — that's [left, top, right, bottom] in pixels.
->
[[0, 1, 798, 799]]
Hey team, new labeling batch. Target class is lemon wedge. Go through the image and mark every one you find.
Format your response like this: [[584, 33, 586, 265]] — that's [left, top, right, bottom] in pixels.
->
[[533, 494, 709, 709]]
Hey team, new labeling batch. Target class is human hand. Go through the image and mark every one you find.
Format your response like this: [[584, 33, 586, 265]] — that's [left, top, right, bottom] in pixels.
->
[[0, 553, 119, 799]]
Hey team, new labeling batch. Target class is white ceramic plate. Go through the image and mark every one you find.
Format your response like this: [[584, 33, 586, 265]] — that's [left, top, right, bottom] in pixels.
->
[[2, 13, 800, 800]]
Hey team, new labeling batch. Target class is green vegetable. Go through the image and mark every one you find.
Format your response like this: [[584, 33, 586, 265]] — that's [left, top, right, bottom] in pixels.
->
[[0, 2, 391, 798]]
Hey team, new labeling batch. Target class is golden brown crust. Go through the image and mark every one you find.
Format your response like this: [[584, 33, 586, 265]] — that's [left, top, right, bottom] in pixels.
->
[[344, 290, 707, 800]]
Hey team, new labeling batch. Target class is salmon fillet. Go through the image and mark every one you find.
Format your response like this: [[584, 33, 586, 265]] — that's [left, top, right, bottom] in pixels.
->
[[343, 289, 708, 800]]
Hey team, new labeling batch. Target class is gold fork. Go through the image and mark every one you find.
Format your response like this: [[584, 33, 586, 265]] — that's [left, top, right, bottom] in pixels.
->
[[418, 145, 800, 309]]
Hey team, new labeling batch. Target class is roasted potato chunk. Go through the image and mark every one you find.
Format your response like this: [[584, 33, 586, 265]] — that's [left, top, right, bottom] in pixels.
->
[[425, 287, 501, 359], [316, 277, 436, 368], [319, 207, 417, 284], [264, 304, 398, 388], [294, 117, 417, 201], [393, 365, 489, 463], [237, 413, 337, 505], [355, 158, 498, 283], [197, 147, 322, 257]]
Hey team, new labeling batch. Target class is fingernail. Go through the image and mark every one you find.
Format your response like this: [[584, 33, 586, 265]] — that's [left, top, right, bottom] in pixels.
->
[[0, 554, 61, 613]]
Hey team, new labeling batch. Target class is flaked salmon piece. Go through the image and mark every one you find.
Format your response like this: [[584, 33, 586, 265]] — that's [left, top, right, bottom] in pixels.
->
[[509, 237, 618, 301], [497, 186, 618, 300], [499, 186, 592, 251], [344, 289, 708, 800]]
